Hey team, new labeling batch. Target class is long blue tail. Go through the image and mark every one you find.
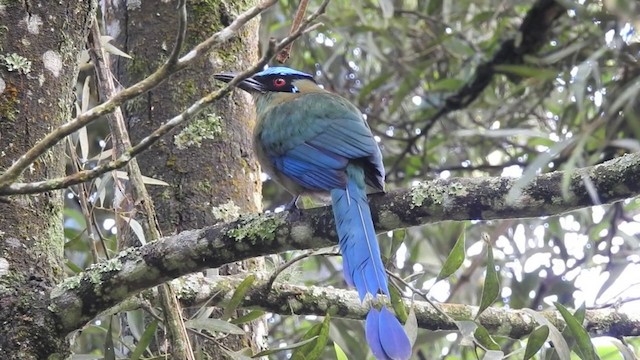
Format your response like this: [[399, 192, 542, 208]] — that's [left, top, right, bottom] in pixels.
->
[[331, 166, 411, 360], [331, 166, 388, 300]]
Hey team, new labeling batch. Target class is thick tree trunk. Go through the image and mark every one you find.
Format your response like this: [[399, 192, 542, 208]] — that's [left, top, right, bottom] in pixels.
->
[[0, 2, 95, 359], [104, 0, 265, 357]]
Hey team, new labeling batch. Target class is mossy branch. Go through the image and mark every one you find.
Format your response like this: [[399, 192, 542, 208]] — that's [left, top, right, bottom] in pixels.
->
[[50, 151, 640, 334], [170, 273, 640, 339]]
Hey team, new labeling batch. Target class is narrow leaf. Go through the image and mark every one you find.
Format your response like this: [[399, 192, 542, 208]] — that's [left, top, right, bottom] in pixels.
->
[[358, 72, 393, 101], [404, 307, 418, 347], [493, 64, 558, 80], [291, 315, 331, 360], [100, 35, 133, 59], [230, 310, 266, 325], [436, 223, 466, 281], [608, 337, 638, 360], [186, 318, 245, 335], [78, 126, 89, 162], [65, 260, 83, 274], [389, 285, 408, 323], [129, 319, 158, 360], [252, 336, 319, 357], [126, 309, 145, 341], [474, 324, 500, 351], [104, 319, 115, 360], [554, 303, 600, 360], [90, 148, 114, 161], [81, 75, 91, 113], [223, 347, 253, 360], [476, 242, 500, 317], [524, 325, 549, 360], [120, 215, 146, 245], [523, 309, 571, 360], [222, 274, 256, 321], [334, 342, 348, 360], [389, 229, 406, 263], [115, 170, 170, 186]]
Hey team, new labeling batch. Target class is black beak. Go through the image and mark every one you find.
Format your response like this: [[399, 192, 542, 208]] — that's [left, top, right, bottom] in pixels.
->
[[213, 73, 265, 93]]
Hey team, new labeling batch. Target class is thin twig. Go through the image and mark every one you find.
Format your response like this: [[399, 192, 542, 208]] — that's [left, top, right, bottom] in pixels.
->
[[266, 249, 339, 290], [276, 0, 310, 63], [167, 0, 188, 67], [387, 270, 454, 322], [90, 7, 196, 359], [66, 137, 102, 262]]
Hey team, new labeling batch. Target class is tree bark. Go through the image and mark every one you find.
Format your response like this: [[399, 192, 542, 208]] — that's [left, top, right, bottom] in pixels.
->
[[0, 1, 95, 359], [104, 0, 264, 356]]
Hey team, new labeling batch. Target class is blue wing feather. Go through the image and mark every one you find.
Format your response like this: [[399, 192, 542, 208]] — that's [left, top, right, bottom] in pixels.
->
[[260, 92, 384, 192]]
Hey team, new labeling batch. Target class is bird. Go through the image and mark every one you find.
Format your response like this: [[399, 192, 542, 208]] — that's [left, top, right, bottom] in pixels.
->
[[214, 66, 412, 360]]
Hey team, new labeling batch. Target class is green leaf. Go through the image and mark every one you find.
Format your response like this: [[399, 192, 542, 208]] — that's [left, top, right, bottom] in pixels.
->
[[444, 37, 475, 58], [358, 72, 393, 102], [493, 64, 558, 80], [230, 310, 266, 325], [222, 274, 256, 321], [252, 336, 319, 357], [126, 310, 145, 341], [129, 319, 158, 360], [524, 325, 549, 360], [389, 285, 408, 323], [523, 309, 571, 360], [389, 229, 406, 264], [291, 315, 331, 360], [404, 307, 418, 347], [223, 347, 254, 360], [104, 319, 115, 360], [185, 318, 245, 335], [65, 260, 84, 274], [573, 304, 586, 324], [476, 242, 500, 317], [474, 324, 500, 351], [334, 342, 348, 360], [436, 223, 466, 282], [389, 69, 423, 114], [430, 78, 465, 91], [608, 337, 638, 360], [555, 303, 600, 360]]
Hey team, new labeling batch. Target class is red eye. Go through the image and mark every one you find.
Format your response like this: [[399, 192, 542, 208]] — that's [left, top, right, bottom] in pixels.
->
[[273, 78, 286, 87]]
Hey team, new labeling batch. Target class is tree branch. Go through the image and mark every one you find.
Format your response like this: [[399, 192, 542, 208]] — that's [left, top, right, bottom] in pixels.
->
[[169, 273, 640, 339], [50, 151, 640, 333], [389, 0, 567, 174]]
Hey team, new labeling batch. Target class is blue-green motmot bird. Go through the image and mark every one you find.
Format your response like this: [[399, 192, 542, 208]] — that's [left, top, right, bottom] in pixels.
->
[[214, 67, 412, 360]]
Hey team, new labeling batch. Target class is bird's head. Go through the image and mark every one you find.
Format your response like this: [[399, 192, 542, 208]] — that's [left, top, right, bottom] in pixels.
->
[[214, 66, 318, 95]]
